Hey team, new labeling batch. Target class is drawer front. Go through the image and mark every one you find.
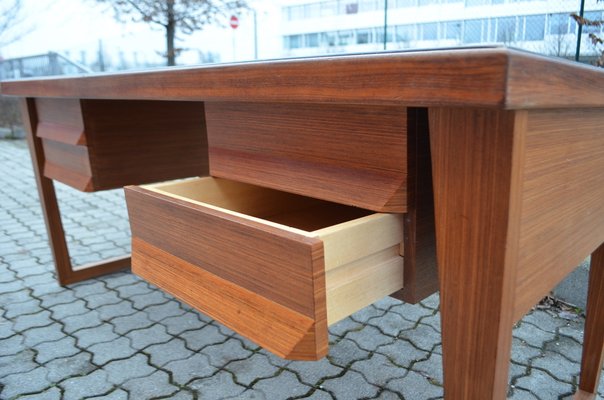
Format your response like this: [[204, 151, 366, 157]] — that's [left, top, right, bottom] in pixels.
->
[[205, 102, 408, 213], [33, 98, 209, 192], [125, 177, 404, 360]]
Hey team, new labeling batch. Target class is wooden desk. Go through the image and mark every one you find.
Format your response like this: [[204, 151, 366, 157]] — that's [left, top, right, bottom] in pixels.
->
[[3, 47, 604, 399]]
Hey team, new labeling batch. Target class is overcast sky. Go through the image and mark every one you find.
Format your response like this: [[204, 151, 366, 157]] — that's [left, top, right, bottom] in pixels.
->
[[2, 0, 274, 66]]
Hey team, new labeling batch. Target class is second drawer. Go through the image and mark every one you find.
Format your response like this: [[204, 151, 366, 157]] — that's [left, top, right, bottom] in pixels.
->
[[125, 177, 404, 360]]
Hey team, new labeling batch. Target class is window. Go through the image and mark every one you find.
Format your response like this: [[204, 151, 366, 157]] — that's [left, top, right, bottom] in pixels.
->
[[464, 19, 483, 43], [396, 25, 416, 41], [356, 29, 372, 44], [419, 23, 438, 40], [321, 32, 337, 46], [285, 35, 303, 49], [549, 13, 569, 35], [395, 0, 417, 6], [497, 17, 516, 42], [583, 11, 603, 34], [524, 15, 545, 40], [306, 33, 320, 47], [465, 0, 489, 6], [442, 21, 461, 40], [338, 30, 355, 45]]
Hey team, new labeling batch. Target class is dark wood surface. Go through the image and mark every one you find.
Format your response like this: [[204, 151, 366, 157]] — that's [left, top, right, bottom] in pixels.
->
[[429, 107, 522, 400], [4, 48, 604, 109], [579, 243, 604, 393], [206, 102, 407, 212]]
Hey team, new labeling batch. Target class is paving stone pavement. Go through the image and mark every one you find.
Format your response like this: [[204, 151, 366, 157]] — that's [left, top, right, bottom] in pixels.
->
[[0, 138, 602, 400]]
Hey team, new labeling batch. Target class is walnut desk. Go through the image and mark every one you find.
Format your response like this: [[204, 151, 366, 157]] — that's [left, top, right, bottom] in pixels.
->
[[3, 47, 604, 399]]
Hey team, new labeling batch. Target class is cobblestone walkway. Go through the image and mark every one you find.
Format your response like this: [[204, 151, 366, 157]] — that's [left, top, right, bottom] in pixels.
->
[[0, 139, 601, 399]]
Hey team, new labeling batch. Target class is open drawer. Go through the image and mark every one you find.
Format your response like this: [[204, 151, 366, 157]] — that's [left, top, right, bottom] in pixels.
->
[[124, 177, 404, 360]]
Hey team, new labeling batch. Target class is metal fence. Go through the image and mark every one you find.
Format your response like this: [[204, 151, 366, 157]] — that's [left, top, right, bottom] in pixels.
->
[[0, 52, 91, 80]]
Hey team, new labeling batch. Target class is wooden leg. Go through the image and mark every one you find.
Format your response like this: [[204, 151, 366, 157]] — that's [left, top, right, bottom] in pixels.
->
[[578, 242, 604, 396], [20, 98, 130, 285], [429, 108, 527, 399]]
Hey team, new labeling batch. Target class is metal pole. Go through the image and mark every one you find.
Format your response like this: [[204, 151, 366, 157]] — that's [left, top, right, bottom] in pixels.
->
[[575, 0, 586, 61], [254, 9, 258, 59], [383, 0, 388, 50]]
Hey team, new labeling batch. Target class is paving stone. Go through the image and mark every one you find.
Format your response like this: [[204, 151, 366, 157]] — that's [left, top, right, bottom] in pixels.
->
[[368, 310, 417, 337], [38, 290, 78, 308], [509, 362, 528, 382], [111, 310, 154, 335], [515, 369, 574, 400], [73, 324, 119, 348], [0, 332, 25, 356], [21, 272, 55, 287], [84, 291, 123, 308], [19, 386, 62, 400], [413, 351, 443, 386], [45, 352, 96, 382], [531, 352, 580, 383], [0, 366, 51, 398], [115, 281, 153, 298], [12, 309, 53, 332], [102, 272, 141, 289], [72, 281, 108, 298], [350, 305, 388, 324], [398, 324, 441, 352], [328, 338, 371, 368], [145, 337, 194, 367], [0, 320, 13, 340], [373, 296, 403, 311], [508, 388, 540, 400], [510, 337, 542, 365], [130, 290, 169, 310], [544, 335, 584, 363], [559, 322, 584, 344], [344, 325, 395, 352], [391, 301, 435, 322], [2, 298, 41, 319], [352, 352, 408, 387], [287, 356, 342, 386], [0, 279, 27, 293], [258, 348, 293, 368], [87, 388, 129, 400], [322, 369, 379, 399], [35, 335, 80, 363], [224, 389, 267, 399], [514, 321, 557, 348], [164, 353, 218, 385], [329, 317, 364, 338], [204, 338, 253, 369], [387, 370, 443, 399], [122, 370, 179, 399], [522, 309, 569, 334], [253, 370, 312, 398], [49, 299, 89, 319], [377, 339, 430, 369], [160, 311, 206, 335], [31, 281, 64, 297], [143, 300, 186, 322], [97, 300, 138, 320], [189, 370, 246, 399], [126, 323, 172, 350], [62, 310, 103, 333], [0, 349, 37, 378], [103, 353, 155, 385], [226, 353, 280, 386], [60, 369, 114, 400], [0, 288, 32, 305], [88, 336, 137, 365]]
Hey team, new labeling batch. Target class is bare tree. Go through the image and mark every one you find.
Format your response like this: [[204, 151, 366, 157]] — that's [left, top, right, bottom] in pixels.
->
[[0, 0, 28, 47], [97, 0, 248, 66], [572, 12, 604, 67]]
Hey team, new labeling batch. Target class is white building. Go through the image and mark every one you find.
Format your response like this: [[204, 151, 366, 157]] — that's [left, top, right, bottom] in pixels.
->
[[278, 0, 603, 59]]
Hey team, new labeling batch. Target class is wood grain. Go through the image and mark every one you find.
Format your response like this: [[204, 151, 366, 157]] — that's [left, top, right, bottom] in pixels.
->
[[396, 107, 438, 303], [132, 237, 327, 360], [42, 139, 93, 191], [578, 242, 604, 394], [35, 98, 86, 145], [429, 107, 525, 400], [125, 184, 325, 318], [513, 109, 604, 319], [81, 99, 208, 190], [5, 48, 604, 109], [205, 102, 407, 212]]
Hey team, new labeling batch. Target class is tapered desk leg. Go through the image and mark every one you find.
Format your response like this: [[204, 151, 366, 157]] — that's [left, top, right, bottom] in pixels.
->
[[20, 98, 130, 285], [429, 108, 526, 400], [577, 243, 604, 398]]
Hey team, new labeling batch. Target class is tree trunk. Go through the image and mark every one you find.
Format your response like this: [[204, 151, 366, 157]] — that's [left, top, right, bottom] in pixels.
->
[[166, 0, 176, 66]]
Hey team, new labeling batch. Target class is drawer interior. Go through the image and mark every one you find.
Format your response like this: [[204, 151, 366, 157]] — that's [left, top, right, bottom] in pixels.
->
[[143, 177, 404, 324], [128, 177, 404, 359]]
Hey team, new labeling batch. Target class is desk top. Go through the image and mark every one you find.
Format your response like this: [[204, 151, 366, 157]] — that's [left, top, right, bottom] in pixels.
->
[[3, 46, 604, 110]]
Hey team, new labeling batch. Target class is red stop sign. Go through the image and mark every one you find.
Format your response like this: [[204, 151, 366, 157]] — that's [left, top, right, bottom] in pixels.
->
[[230, 15, 239, 29]]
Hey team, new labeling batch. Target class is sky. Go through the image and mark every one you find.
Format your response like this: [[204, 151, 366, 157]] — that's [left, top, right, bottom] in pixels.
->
[[1, 0, 280, 68]]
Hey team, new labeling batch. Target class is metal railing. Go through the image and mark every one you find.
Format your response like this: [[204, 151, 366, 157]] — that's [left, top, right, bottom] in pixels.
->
[[0, 52, 91, 80]]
